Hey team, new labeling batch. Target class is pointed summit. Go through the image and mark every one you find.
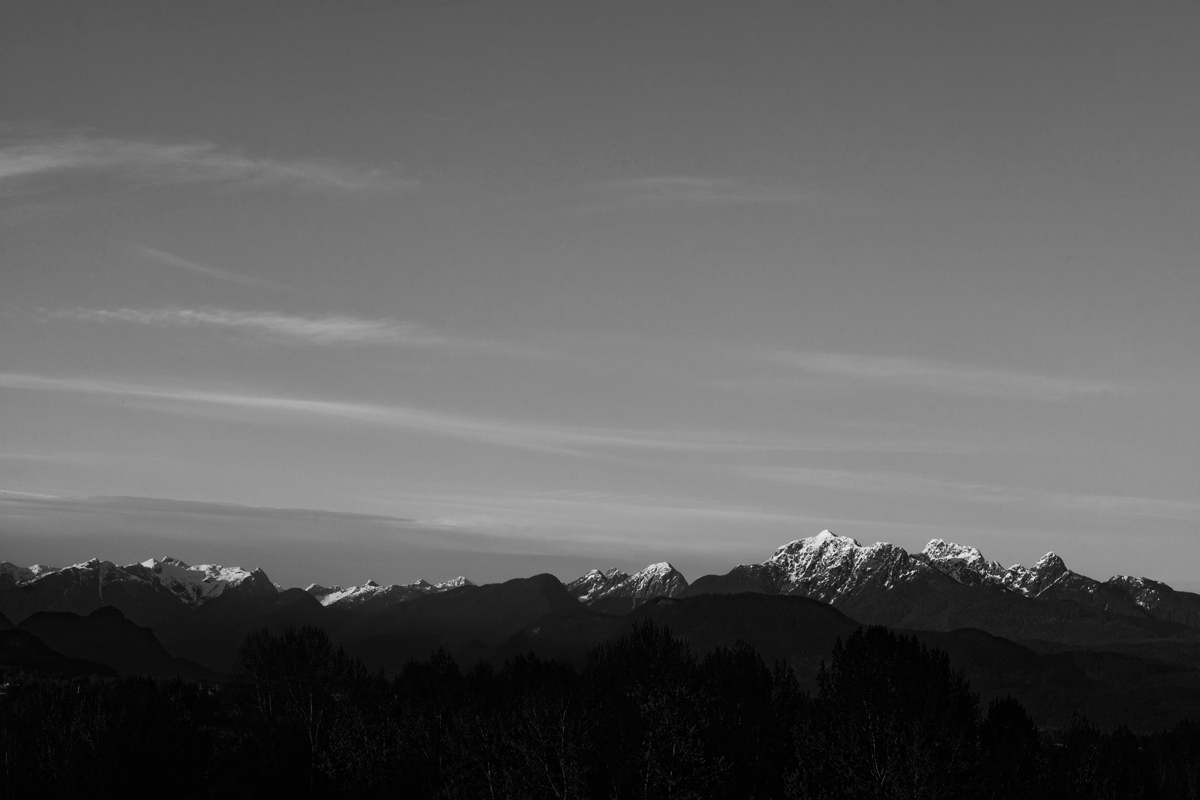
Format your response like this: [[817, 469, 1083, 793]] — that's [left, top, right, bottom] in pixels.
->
[[567, 561, 688, 609], [1000, 552, 1070, 597], [1033, 552, 1067, 575]]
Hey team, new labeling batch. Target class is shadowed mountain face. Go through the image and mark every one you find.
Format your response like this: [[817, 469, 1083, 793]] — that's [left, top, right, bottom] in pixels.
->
[[8, 530, 1198, 657], [497, 592, 862, 683], [498, 591, 1200, 731], [151, 574, 591, 673], [0, 629, 117, 678], [160, 588, 338, 673], [5, 529, 1200, 723], [0, 557, 277, 633], [344, 573, 593, 672], [17, 607, 213, 680], [680, 531, 1200, 655]]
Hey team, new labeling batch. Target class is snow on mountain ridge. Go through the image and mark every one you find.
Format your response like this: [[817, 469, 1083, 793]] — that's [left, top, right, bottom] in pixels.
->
[[307, 576, 476, 608], [566, 568, 631, 603], [621, 562, 688, 601], [920, 539, 1008, 587], [1108, 575, 1163, 611], [140, 557, 262, 605], [0, 562, 59, 585], [567, 562, 688, 606], [999, 552, 1070, 597], [766, 531, 927, 602]]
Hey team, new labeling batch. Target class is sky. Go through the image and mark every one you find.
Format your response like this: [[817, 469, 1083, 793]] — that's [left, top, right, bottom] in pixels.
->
[[2, 1, 1199, 591]]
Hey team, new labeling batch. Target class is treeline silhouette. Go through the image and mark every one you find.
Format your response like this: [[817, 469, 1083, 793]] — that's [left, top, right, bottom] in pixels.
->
[[2, 622, 1199, 799]]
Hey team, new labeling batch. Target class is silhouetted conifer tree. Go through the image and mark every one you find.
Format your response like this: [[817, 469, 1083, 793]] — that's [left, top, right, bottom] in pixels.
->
[[979, 696, 1044, 799], [789, 626, 981, 800]]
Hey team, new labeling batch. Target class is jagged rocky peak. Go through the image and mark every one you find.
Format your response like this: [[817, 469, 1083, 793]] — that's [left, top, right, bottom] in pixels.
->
[[136, 557, 273, 605], [623, 562, 689, 600], [765, 530, 923, 602], [770, 529, 859, 558], [1034, 552, 1067, 576], [566, 567, 631, 602], [305, 583, 344, 601], [1000, 551, 1070, 597], [434, 576, 474, 590], [568, 562, 688, 606], [921, 539, 1007, 586]]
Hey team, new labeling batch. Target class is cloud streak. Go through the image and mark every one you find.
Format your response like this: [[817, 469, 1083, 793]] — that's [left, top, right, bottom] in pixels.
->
[[0, 372, 805, 458], [132, 245, 301, 293], [0, 134, 415, 194], [63, 307, 473, 347], [373, 487, 822, 554], [755, 351, 1128, 401], [745, 466, 1200, 523], [61, 305, 542, 357]]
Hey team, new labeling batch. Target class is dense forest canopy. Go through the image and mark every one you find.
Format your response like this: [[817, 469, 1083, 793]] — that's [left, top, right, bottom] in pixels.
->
[[2, 622, 1198, 799]]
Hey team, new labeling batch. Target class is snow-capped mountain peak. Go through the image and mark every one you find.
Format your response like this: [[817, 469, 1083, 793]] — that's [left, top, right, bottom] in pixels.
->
[[763, 530, 924, 602], [920, 539, 1007, 587], [567, 561, 688, 607], [622, 562, 688, 600], [138, 557, 266, 605], [1001, 552, 1070, 597]]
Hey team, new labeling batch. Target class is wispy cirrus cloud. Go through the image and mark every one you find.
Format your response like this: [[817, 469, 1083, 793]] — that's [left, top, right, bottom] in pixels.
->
[[425, 488, 811, 528], [132, 245, 302, 293], [754, 350, 1129, 401], [0, 372, 802, 458], [576, 177, 811, 212], [61, 306, 475, 349], [0, 134, 415, 194], [744, 466, 1200, 523]]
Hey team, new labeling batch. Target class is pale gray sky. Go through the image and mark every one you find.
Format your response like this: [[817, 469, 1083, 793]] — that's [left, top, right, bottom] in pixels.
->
[[2, 1, 1198, 590]]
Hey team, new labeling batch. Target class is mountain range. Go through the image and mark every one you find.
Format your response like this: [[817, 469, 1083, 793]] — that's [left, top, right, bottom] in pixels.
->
[[4, 530, 1200, 730]]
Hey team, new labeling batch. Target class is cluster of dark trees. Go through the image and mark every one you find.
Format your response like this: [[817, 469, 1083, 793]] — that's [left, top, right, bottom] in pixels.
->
[[2, 623, 1199, 799]]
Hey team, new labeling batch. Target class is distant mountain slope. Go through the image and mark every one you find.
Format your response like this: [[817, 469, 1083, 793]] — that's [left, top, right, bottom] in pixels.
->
[[6, 529, 1199, 683], [0, 629, 117, 678], [18, 607, 214, 680], [307, 576, 474, 613], [139, 557, 276, 606], [345, 574, 591, 671], [500, 591, 1200, 730], [160, 588, 339, 672], [0, 556, 276, 634], [684, 530, 1200, 653]]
